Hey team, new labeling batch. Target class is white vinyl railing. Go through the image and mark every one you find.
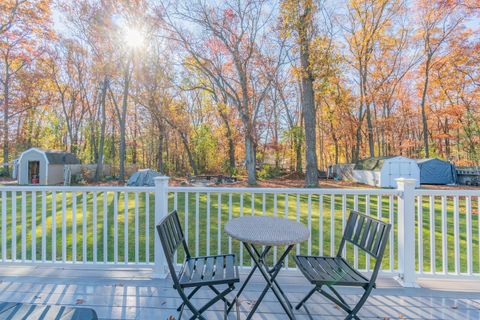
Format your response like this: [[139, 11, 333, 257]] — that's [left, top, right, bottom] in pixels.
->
[[0, 186, 155, 266], [414, 189, 480, 278], [0, 179, 478, 286], [166, 186, 401, 275]]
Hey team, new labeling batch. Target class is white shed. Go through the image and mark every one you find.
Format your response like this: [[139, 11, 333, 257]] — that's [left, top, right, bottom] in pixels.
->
[[352, 156, 420, 188], [17, 148, 80, 185]]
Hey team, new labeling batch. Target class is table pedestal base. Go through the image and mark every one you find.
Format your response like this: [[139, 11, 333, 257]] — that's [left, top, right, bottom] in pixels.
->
[[229, 243, 296, 320]]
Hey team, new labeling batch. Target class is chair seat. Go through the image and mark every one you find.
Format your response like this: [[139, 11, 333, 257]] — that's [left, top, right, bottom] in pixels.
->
[[177, 254, 240, 288], [294, 256, 370, 287]]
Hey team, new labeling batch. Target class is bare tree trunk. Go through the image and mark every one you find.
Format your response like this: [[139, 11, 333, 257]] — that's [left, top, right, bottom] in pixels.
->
[[218, 110, 235, 174], [180, 132, 198, 176], [119, 58, 132, 182], [420, 56, 431, 157], [300, 32, 318, 187], [2, 69, 9, 175], [95, 76, 108, 181], [157, 119, 164, 173], [245, 133, 256, 185]]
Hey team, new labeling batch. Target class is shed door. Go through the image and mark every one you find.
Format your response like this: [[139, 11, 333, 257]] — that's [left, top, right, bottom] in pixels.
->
[[386, 161, 412, 187], [28, 161, 40, 184]]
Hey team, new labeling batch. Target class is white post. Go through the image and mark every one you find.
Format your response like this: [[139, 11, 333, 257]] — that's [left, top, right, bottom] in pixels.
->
[[153, 176, 169, 278], [395, 178, 418, 287]]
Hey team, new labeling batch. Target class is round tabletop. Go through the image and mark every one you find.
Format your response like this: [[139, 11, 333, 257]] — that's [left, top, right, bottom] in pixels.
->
[[224, 216, 310, 246]]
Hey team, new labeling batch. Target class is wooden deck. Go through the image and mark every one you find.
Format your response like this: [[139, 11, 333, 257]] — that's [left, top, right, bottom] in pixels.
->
[[0, 266, 479, 319]]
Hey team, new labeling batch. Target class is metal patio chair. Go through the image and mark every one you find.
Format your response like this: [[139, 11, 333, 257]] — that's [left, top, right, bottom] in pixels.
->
[[294, 211, 391, 320], [156, 210, 240, 320]]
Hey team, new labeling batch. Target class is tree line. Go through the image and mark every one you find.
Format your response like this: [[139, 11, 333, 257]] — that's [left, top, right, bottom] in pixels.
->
[[0, 0, 479, 186]]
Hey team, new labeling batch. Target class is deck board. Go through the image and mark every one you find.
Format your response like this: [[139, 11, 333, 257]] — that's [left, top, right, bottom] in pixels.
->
[[0, 266, 478, 319]]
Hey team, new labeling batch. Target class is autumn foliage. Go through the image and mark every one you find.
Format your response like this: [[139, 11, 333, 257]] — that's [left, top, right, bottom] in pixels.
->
[[0, 0, 478, 183]]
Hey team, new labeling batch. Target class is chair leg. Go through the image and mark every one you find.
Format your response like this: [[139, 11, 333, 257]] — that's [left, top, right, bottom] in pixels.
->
[[189, 285, 235, 320], [295, 286, 319, 310], [177, 286, 201, 311], [344, 286, 373, 320], [177, 288, 208, 320]]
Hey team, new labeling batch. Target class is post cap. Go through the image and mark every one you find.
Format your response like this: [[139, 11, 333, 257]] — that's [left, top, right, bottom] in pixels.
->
[[154, 176, 170, 185], [395, 178, 416, 184]]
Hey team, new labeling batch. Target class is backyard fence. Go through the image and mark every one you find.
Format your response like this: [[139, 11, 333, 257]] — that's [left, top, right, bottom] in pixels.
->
[[0, 177, 478, 287]]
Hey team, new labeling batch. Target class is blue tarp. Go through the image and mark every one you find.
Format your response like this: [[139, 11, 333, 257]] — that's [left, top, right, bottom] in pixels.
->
[[416, 158, 457, 185], [127, 169, 161, 186]]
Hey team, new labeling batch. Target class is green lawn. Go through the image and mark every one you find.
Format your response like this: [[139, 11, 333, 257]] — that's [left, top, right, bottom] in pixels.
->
[[0, 190, 478, 273]]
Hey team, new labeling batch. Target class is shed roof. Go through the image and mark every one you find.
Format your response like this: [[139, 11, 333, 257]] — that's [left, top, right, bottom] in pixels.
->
[[416, 158, 449, 164], [21, 148, 80, 165], [354, 156, 395, 171], [44, 151, 80, 164]]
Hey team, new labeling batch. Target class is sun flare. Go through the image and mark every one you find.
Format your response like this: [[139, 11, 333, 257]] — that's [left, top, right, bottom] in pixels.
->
[[123, 27, 144, 48]]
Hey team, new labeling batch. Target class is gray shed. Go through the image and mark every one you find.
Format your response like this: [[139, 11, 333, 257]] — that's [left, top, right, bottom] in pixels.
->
[[416, 158, 457, 185], [127, 169, 161, 187], [17, 148, 80, 185]]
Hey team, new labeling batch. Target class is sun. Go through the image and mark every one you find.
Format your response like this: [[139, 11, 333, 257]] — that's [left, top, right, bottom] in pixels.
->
[[123, 27, 144, 48]]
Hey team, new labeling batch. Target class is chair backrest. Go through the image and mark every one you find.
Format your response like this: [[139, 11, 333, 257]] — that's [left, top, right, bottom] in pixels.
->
[[156, 211, 190, 279], [338, 211, 391, 280]]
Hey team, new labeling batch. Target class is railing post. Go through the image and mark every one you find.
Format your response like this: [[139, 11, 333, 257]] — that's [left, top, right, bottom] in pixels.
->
[[153, 176, 169, 278], [395, 178, 418, 287]]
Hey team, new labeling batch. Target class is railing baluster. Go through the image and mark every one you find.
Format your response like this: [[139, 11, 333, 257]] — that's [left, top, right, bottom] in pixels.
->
[[319, 194, 323, 256], [285, 193, 289, 268], [341, 194, 346, 258], [135, 192, 139, 264], [228, 193, 232, 255], [307, 194, 312, 256], [1, 191, 6, 262], [453, 196, 460, 274], [124, 192, 129, 263], [195, 192, 199, 256], [82, 192, 87, 263], [52, 191, 56, 263], [184, 192, 189, 248], [296, 193, 300, 255], [93, 192, 97, 263], [273, 192, 277, 264], [12, 191, 16, 262], [466, 196, 472, 275], [113, 191, 118, 264], [41, 191, 46, 262], [353, 195, 358, 269], [72, 192, 76, 263], [173, 192, 178, 264], [61, 192, 66, 263], [103, 191, 108, 263], [32, 191, 36, 262], [262, 193, 266, 216], [206, 192, 210, 257], [441, 196, 447, 274], [239, 193, 243, 268], [330, 194, 335, 257], [429, 196, 435, 274], [417, 195, 423, 274], [21, 191, 26, 262], [389, 195, 394, 273], [365, 194, 370, 271], [217, 193, 221, 255], [145, 192, 150, 264]]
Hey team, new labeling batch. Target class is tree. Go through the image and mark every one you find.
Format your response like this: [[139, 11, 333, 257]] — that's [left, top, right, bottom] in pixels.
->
[[280, 0, 319, 187], [161, 0, 274, 185], [0, 0, 52, 174], [416, 0, 465, 157]]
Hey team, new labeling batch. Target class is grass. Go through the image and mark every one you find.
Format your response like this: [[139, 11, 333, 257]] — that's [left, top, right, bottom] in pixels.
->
[[0, 190, 478, 273]]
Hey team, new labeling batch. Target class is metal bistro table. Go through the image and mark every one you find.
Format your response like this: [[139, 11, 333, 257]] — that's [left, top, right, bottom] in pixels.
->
[[225, 216, 310, 320]]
